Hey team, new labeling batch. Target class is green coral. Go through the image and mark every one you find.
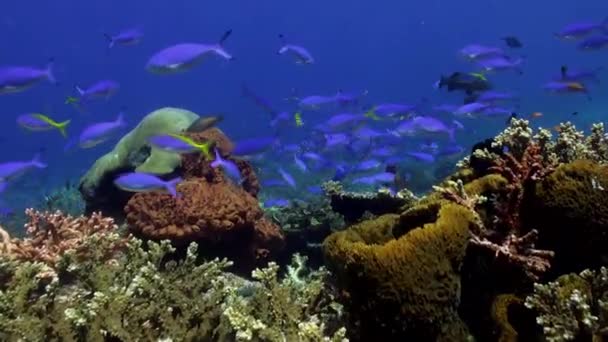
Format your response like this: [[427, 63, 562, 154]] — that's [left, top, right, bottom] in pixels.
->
[[80, 107, 200, 192], [525, 267, 608, 342], [219, 253, 346, 342], [323, 203, 472, 340]]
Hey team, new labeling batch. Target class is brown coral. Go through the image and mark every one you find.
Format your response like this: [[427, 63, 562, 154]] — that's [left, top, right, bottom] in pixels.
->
[[179, 128, 260, 196], [125, 178, 283, 271], [323, 203, 472, 341], [0, 209, 124, 271]]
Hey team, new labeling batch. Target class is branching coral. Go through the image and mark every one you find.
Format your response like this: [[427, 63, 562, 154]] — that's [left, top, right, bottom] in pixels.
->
[[0, 209, 124, 274], [525, 267, 608, 342], [220, 253, 347, 342]]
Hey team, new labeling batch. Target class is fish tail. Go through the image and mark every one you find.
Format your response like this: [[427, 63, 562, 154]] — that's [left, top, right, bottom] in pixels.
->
[[46, 58, 56, 84], [103, 33, 115, 48], [197, 141, 212, 160], [55, 120, 71, 138], [74, 85, 85, 96], [210, 148, 222, 168], [31, 153, 47, 169], [219, 29, 233, 46], [164, 177, 183, 197]]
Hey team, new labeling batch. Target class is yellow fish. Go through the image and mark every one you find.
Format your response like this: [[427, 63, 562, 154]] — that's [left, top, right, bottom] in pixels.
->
[[364, 109, 381, 121], [468, 72, 487, 81], [167, 133, 213, 160], [18, 113, 71, 138], [294, 112, 303, 127]]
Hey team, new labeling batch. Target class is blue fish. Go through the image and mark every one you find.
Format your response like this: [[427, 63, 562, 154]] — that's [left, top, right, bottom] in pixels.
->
[[104, 28, 143, 48], [114, 173, 182, 197], [75, 80, 120, 101], [278, 34, 314, 64], [278, 168, 296, 188], [211, 148, 242, 183], [0, 60, 56, 94], [0, 153, 47, 183], [146, 30, 233, 74], [79, 112, 126, 148]]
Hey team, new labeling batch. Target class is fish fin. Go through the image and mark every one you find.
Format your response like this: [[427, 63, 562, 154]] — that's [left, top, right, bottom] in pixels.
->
[[56, 120, 71, 138], [46, 58, 56, 84], [197, 141, 212, 160], [219, 29, 233, 46], [560, 65, 568, 80], [103, 33, 115, 49], [164, 177, 183, 197], [210, 148, 222, 168], [74, 85, 85, 96], [31, 153, 47, 169]]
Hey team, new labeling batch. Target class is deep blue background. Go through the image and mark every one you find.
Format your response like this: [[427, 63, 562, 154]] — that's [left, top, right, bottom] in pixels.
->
[[1, 0, 607, 200]]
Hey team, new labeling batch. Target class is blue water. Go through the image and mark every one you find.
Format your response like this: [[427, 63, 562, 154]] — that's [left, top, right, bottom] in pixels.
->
[[1, 0, 607, 209]]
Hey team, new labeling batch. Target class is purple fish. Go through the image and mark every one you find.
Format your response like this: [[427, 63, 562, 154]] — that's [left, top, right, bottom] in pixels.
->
[[146, 30, 233, 74], [405, 151, 435, 163], [352, 172, 395, 185], [233, 136, 278, 156], [324, 133, 350, 148], [557, 66, 602, 83], [453, 102, 491, 118], [298, 94, 337, 108], [294, 154, 307, 172], [0, 153, 47, 182], [372, 103, 417, 118], [0, 60, 56, 94], [543, 81, 589, 95], [211, 148, 241, 182], [114, 173, 182, 197], [459, 44, 504, 60], [577, 35, 608, 50], [264, 198, 290, 207], [104, 28, 143, 48], [353, 126, 383, 140], [324, 113, 366, 131], [241, 84, 278, 116], [278, 34, 314, 64], [278, 167, 296, 188], [476, 91, 518, 104], [397, 116, 455, 141], [79, 113, 126, 148], [476, 55, 523, 74], [555, 19, 608, 40], [356, 159, 382, 171], [334, 90, 367, 107], [371, 146, 396, 158], [302, 152, 324, 162], [17, 113, 70, 137], [75, 80, 119, 100]]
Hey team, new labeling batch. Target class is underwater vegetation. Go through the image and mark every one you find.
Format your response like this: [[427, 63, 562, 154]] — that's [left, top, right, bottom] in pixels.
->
[[4, 111, 608, 341]]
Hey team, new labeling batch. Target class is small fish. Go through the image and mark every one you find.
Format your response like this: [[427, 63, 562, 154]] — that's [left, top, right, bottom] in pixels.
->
[[572, 111, 579, 116], [211, 148, 241, 182], [476, 91, 518, 104], [529, 112, 543, 119], [17, 113, 71, 137], [453, 102, 490, 118], [0, 153, 47, 182], [577, 35, 608, 51], [0, 59, 56, 94], [277, 34, 314, 64], [75, 80, 119, 101], [404, 151, 435, 163], [356, 159, 382, 171], [104, 28, 143, 48], [114, 173, 182, 197], [435, 71, 492, 95], [294, 154, 307, 172], [370, 103, 418, 118], [554, 19, 608, 40], [298, 94, 337, 108], [559, 65, 602, 84], [78, 112, 126, 148], [146, 29, 234, 74], [352, 172, 395, 185], [278, 167, 296, 188], [459, 44, 504, 60], [475, 55, 524, 74], [294, 112, 304, 127], [543, 81, 590, 98], [501, 36, 523, 48], [186, 115, 223, 133], [148, 134, 213, 159], [232, 136, 278, 156], [263, 198, 290, 207]]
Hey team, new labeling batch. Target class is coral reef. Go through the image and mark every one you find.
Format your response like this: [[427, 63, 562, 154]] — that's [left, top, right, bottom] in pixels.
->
[[323, 203, 471, 341], [525, 159, 608, 275], [219, 254, 347, 342], [79, 107, 200, 217], [0, 209, 123, 273], [322, 180, 418, 223], [525, 267, 608, 342], [125, 178, 284, 273], [265, 198, 345, 266]]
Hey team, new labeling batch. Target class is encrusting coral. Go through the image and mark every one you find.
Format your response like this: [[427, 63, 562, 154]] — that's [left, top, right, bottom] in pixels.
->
[[125, 178, 284, 273], [323, 202, 472, 341], [525, 267, 608, 342]]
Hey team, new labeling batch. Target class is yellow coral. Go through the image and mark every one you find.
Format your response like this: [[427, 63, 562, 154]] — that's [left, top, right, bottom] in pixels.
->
[[323, 203, 472, 340]]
